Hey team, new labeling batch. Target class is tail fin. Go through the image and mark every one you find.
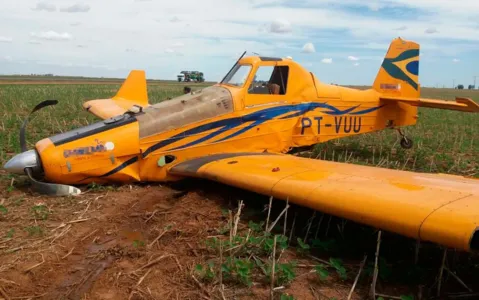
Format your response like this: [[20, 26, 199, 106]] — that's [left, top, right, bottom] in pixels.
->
[[112, 70, 148, 105], [83, 70, 149, 120], [373, 37, 420, 98]]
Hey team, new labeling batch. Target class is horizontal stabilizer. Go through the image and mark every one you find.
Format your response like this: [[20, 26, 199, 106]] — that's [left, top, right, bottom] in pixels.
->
[[380, 96, 479, 113], [83, 70, 150, 119]]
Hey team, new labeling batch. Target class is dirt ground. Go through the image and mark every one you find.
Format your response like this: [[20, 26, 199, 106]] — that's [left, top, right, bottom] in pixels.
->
[[0, 174, 382, 300], [3, 173, 477, 300]]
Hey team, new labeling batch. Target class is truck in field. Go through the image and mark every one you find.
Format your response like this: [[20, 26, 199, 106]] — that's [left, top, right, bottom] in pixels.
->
[[177, 71, 205, 82]]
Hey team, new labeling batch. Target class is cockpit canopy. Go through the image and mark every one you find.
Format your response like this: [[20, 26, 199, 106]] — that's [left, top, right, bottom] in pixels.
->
[[221, 56, 289, 96]]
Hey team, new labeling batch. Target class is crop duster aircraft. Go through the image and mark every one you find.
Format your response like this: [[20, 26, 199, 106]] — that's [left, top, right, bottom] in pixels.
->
[[4, 37, 479, 252]]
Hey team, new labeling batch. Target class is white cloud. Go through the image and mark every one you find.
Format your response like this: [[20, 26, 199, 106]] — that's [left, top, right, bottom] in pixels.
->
[[4, 56, 13, 62], [368, 3, 382, 11], [164, 48, 183, 56], [425, 27, 438, 34], [302, 42, 315, 53], [32, 1, 56, 12], [170, 16, 181, 22], [347, 55, 359, 61], [60, 4, 90, 13], [354, 62, 360, 66], [269, 19, 292, 33], [0, 36, 12, 43], [453, 58, 460, 63], [321, 58, 333, 64], [30, 31, 73, 41]]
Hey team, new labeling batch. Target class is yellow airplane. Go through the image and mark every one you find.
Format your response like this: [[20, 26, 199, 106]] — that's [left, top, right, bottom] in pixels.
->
[[4, 37, 479, 252]]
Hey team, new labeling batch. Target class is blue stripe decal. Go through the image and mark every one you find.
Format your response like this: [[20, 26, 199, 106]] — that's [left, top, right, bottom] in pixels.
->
[[279, 111, 303, 119], [171, 126, 228, 150], [78, 155, 139, 182], [141, 117, 242, 158], [215, 120, 262, 142], [142, 102, 384, 157]]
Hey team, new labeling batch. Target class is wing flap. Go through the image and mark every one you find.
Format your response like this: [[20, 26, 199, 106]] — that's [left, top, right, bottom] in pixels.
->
[[170, 153, 479, 252], [83, 70, 150, 119], [380, 96, 479, 112]]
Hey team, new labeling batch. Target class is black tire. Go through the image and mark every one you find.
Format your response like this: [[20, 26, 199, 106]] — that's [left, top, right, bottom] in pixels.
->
[[400, 137, 413, 149]]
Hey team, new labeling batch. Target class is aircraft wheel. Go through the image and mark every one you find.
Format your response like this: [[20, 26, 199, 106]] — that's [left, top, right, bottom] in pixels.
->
[[400, 137, 413, 149]]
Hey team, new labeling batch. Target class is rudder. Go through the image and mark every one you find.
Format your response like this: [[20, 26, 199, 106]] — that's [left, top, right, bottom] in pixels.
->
[[373, 37, 420, 99]]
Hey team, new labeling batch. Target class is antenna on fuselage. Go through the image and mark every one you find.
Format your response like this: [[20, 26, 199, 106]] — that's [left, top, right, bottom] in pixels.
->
[[220, 50, 247, 84]]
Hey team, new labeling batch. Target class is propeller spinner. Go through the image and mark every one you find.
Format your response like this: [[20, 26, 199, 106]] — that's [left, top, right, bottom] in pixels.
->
[[3, 100, 81, 196]]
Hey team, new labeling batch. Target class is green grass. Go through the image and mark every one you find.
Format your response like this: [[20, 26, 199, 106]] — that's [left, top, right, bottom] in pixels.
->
[[0, 83, 477, 178]]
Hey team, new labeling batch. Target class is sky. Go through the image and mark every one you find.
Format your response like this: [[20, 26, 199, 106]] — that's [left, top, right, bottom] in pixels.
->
[[1, 0, 478, 87]]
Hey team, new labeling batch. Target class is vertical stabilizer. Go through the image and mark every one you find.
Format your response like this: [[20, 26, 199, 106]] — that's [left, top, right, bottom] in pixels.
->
[[112, 70, 148, 106], [373, 37, 420, 98]]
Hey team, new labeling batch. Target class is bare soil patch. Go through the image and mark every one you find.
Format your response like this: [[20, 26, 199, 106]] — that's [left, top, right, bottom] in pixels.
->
[[0, 178, 373, 300]]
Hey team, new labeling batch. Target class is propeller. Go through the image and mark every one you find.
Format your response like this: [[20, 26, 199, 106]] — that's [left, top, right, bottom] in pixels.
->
[[20, 100, 58, 152], [3, 100, 81, 196]]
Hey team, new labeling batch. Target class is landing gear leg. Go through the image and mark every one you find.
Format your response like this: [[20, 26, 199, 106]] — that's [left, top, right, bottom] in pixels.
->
[[397, 128, 413, 149]]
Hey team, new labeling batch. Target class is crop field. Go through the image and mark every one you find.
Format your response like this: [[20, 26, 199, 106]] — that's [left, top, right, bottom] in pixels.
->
[[0, 79, 478, 300]]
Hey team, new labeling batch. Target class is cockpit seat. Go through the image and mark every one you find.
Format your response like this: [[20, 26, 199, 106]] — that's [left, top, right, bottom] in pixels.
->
[[267, 83, 280, 95]]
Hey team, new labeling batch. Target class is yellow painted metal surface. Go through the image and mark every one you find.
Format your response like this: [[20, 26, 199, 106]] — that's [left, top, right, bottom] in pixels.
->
[[170, 153, 479, 252], [381, 96, 479, 112], [82, 70, 150, 119], [35, 121, 141, 184]]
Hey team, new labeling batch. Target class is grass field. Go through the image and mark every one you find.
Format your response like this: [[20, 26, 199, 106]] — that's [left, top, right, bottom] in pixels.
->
[[0, 80, 478, 300]]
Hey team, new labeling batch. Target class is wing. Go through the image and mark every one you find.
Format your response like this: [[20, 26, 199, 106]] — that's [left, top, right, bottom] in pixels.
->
[[169, 152, 479, 252], [83, 70, 150, 119]]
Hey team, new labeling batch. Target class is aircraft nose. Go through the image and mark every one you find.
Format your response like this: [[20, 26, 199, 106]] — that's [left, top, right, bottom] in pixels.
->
[[3, 150, 42, 175]]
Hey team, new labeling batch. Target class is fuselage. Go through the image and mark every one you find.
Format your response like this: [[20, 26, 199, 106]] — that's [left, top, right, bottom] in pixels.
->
[[33, 56, 417, 185]]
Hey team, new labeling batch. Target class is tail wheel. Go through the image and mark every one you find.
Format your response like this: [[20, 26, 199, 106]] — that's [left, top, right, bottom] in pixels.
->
[[400, 136, 413, 149]]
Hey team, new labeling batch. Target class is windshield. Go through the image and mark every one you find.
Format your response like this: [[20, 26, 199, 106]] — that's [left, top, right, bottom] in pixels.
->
[[222, 64, 252, 87]]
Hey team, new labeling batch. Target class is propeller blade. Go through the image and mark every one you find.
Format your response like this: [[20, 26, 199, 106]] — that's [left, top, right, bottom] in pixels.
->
[[25, 168, 81, 196], [20, 100, 58, 152], [13, 100, 81, 197]]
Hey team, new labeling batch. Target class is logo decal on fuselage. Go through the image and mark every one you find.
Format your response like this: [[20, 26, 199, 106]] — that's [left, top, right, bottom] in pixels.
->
[[63, 139, 114, 158]]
